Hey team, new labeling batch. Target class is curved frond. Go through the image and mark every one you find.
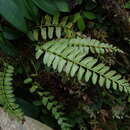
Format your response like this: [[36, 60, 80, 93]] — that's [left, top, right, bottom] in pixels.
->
[[37, 42, 130, 94], [0, 64, 24, 120]]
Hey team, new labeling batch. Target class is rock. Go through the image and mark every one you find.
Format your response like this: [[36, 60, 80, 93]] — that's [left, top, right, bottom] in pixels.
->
[[0, 107, 53, 130]]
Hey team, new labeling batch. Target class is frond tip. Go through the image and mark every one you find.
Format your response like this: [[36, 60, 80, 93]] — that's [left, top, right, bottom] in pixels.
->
[[0, 64, 24, 120], [67, 38, 123, 54], [36, 42, 130, 94]]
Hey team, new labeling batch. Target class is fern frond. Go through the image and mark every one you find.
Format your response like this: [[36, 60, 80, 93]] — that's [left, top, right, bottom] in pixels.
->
[[38, 91, 72, 130], [0, 64, 24, 120], [34, 15, 82, 40], [40, 15, 67, 40], [36, 38, 123, 59], [37, 42, 130, 94]]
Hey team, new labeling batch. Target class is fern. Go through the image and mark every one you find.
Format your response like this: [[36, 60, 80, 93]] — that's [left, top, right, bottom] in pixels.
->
[[35, 38, 123, 60], [0, 64, 24, 120], [29, 83, 72, 130], [36, 41, 130, 94], [33, 15, 83, 41], [36, 38, 123, 57], [38, 91, 72, 130]]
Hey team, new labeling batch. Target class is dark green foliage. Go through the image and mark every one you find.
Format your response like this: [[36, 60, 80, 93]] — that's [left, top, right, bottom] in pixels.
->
[[0, 64, 24, 120], [73, 13, 86, 31], [0, 0, 27, 32], [0, 33, 18, 56], [15, 0, 38, 21], [125, 1, 130, 9], [32, 0, 70, 15], [83, 11, 96, 20], [0, 0, 70, 32], [32, 0, 59, 15]]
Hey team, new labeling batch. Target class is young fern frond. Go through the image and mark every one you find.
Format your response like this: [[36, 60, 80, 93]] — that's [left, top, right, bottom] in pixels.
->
[[36, 42, 130, 94], [38, 91, 72, 130], [36, 38, 123, 60], [0, 64, 24, 120]]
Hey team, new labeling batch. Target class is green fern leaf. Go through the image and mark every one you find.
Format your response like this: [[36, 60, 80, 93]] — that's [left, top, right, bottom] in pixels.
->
[[40, 15, 63, 39], [0, 64, 24, 120], [53, 15, 59, 25], [60, 16, 69, 26], [56, 27, 62, 38], [37, 42, 130, 94], [48, 27, 54, 39], [33, 29, 39, 41], [40, 38, 123, 55], [41, 27, 47, 40], [39, 15, 79, 40]]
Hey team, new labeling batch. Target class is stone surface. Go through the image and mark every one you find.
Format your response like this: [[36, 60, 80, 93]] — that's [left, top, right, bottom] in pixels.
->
[[0, 108, 53, 130]]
